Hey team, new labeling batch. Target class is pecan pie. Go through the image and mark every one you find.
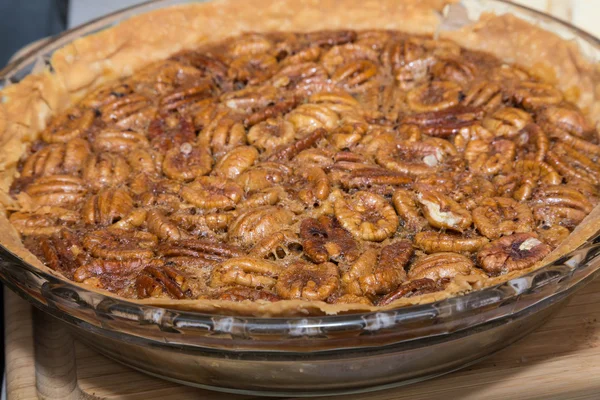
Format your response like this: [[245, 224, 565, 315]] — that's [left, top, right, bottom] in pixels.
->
[[1, 0, 599, 315]]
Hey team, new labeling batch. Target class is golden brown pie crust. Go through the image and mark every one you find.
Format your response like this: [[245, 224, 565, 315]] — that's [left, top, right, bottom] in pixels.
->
[[1, 0, 599, 316]]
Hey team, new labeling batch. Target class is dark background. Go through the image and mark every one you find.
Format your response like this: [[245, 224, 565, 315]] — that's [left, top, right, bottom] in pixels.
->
[[0, 0, 68, 66], [0, 0, 69, 378]]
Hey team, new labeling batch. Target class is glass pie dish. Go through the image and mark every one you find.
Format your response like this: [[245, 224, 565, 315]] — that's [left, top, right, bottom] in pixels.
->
[[1, 0, 600, 396]]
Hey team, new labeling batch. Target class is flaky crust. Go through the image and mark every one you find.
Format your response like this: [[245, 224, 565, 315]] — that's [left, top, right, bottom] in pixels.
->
[[0, 0, 599, 316]]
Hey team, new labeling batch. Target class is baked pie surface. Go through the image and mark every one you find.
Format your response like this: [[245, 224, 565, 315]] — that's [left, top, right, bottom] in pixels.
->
[[1, 0, 600, 316]]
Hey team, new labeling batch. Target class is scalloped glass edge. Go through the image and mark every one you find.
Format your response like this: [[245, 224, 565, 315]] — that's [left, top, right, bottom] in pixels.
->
[[0, 0, 600, 350]]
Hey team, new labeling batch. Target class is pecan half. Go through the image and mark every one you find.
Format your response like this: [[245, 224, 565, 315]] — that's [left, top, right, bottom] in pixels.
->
[[81, 82, 134, 109], [126, 149, 163, 175], [21, 139, 90, 178], [244, 95, 296, 125], [217, 286, 280, 302], [465, 139, 516, 175], [512, 81, 563, 110], [392, 189, 428, 232], [538, 105, 595, 141], [414, 231, 489, 254], [482, 107, 532, 138], [237, 187, 282, 209], [305, 30, 357, 47], [477, 233, 551, 275], [416, 189, 472, 232], [226, 33, 274, 56], [250, 230, 303, 261], [247, 117, 296, 152], [321, 43, 378, 75], [73, 259, 162, 290], [100, 93, 156, 131], [514, 123, 549, 162], [170, 210, 235, 237], [286, 104, 339, 133], [82, 229, 157, 260], [41, 107, 94, 143], [197, 111, 247, 157], [25, 175, 87, 207], [267, 128, 326, 162], [136, 265, 193, 299], [334, 191, 399, 241], [472, 197, 534, 239], [82, 188, 134, 226], [546, 143, 600, 185], [510, 160, 562, 201], [377, 278, 443, 306], [147, 115, 196, 152], [162, 143, 213, 181], [462, 81, 502, 110], [212, 145, 259, 179], [376, 139, 457, 176], [236, 162, 292, 192], [402, 105, 483, 138], [381, 38, 434, 89], [532, 185, 594, 228], [408, 252, 482, 281], [300, 215, 359, 263], [92, 130, 149, 153], [342, 241, 413, 296], [159, 80, 215, 112], [275, 261, 339, 301], [328, 123, 364, 150], [228, 206, 295, 247], [26, 230, 84, 276], [82, 153, 131, 190], [270, 62, 331, 96], [341, 168, 412, 195], [10, 207, 78, 236], [211, 257, 283, 289], [172, 51, 231, 90], [431, 53, 477, 85], [289, 166, 330, 207], [406, 81, 461, 112], [158, 239, 244, 267], [146, 209, 189, 241], [229, 53, 278, 85], [180, 177, 243, 210], [331, 60, 379, 92]]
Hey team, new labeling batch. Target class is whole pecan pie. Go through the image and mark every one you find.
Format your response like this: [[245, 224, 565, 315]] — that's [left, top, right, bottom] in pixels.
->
[[1, 0, 599, 315]]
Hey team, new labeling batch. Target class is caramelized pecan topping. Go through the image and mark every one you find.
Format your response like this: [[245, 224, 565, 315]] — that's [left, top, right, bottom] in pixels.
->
[[136, 265, 193, 299], [217, 286, 280, 302], [377, 278, 444, 306], [275, 261, 340, 301], [9, 29, 600, 305], [408, 252, 484, 281], [300, 215, 358, 263], [477, 233, 551, 275], [342, 241, 412, 297]]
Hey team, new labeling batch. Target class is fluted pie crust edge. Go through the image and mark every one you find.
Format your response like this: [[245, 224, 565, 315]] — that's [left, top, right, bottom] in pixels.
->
[[0, 0, 599, 316]]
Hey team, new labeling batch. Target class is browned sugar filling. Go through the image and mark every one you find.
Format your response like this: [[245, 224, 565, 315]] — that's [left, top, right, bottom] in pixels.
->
[[8, 29, 600, 306]]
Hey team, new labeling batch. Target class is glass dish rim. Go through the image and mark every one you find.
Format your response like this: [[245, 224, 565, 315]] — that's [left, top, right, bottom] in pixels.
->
[[1, 0, 600, 334]]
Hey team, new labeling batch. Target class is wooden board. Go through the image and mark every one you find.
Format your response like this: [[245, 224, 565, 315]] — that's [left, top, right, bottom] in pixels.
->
[[4, 276, 600, 400]]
